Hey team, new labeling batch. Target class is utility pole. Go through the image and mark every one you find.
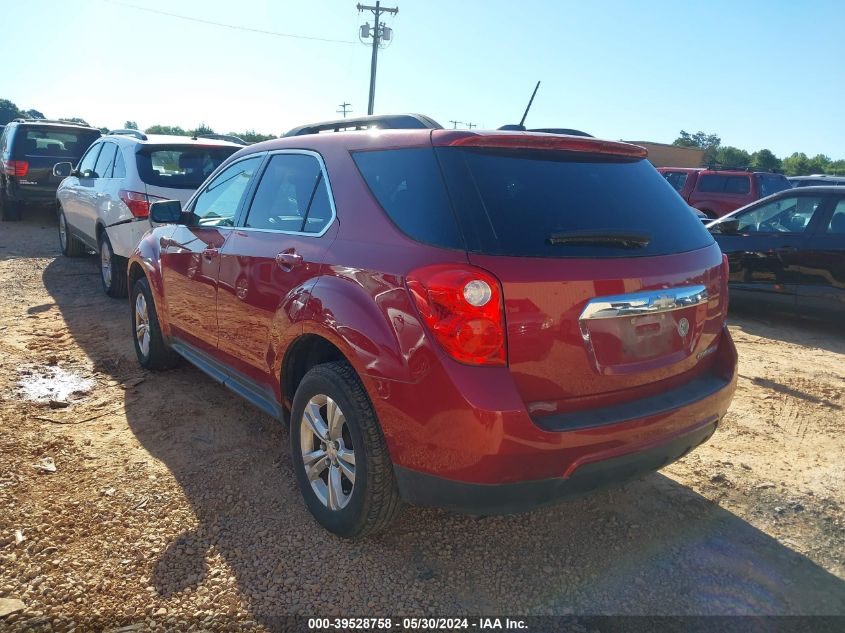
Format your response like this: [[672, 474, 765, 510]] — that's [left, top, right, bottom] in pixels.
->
[[466, 122, 476, 129], [449, 120, 464, 129], [337, 102, 352, 118], [358, 1, 398, 115]]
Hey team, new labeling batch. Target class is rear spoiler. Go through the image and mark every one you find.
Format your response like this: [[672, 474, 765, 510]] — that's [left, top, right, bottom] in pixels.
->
[[433, 131, 647, 158]]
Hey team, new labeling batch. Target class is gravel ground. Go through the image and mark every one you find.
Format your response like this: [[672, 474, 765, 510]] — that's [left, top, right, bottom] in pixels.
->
[[0, 208, 843, 631]]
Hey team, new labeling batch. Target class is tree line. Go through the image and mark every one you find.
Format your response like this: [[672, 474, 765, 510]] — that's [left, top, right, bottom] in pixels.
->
[[0, 98, 276, 144], [673, 130, 844, 176]]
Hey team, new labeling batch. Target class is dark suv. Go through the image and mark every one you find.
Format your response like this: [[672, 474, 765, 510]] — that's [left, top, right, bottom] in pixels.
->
[[0, 119, 101, 221], [658, 167, 791, 218], [128, 115, 737, 537]]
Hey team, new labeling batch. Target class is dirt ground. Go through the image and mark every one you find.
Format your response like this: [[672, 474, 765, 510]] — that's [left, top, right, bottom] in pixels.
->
[[1, 208, 843, 631]]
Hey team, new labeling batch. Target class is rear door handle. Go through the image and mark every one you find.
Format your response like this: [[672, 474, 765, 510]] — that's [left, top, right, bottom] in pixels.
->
[[275, 250, 303, 271], [202, 248, 219, 261]]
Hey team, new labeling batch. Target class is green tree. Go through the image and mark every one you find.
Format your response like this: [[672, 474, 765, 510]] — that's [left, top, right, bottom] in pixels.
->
[[124, 120, 138, 130], [59, 117, 90, 125], [750, 149, 781, 172], [673, 130, 721, 165], [189, 122, 215, 137], [234, 130, 275, 143], [0, 98, 23, 125], [828, 159, 845, 176], [781, 152, 811, 176], [807, 154, 832, 175], [25, 108, 45, 119], [144, 124, 187, 136], [714, 146, 752, 168]]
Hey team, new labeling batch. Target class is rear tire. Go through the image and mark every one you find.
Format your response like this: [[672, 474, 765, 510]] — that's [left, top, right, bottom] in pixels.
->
[[290, 361, 402, 538], [0, 192, 21, 222], [58, 207, 87, 257], [130, 277, 180, 370], [99, 232, 128, 298]]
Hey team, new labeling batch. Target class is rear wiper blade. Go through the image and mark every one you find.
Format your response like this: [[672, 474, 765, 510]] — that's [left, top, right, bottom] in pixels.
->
[[546, 230, 651, 248]]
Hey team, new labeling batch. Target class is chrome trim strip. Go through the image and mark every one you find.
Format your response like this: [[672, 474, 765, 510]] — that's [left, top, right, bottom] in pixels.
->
[[579, 285, 708, 321]]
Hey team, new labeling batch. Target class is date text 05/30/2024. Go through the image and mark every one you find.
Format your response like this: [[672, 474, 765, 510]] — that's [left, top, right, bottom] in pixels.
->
[[308, 618, 528, 630]]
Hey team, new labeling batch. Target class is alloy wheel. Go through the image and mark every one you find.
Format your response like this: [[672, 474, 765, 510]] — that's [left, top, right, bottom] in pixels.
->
[[134, 293, 150, 357], [299, 394, 356, 510], [100, 241, 112, 287]]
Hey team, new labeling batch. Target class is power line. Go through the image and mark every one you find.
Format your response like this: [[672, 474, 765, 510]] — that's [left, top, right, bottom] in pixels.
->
[[102, 0, 356, 45], [337, 102, 353, 118]]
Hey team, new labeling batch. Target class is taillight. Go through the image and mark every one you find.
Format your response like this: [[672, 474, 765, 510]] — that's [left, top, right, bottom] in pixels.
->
[[119, 190, 164, 218], [721, 253, 730, 319], [3, 160, 29, 177], [406, 264, 506, 366]]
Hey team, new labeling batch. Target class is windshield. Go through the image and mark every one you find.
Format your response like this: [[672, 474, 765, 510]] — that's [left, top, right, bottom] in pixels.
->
[[136, 145, 239, 189]]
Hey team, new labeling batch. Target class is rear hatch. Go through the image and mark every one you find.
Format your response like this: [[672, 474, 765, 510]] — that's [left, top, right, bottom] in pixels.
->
[[433, 132, 726, 413], [135, 143, 240, 204], [12, 125, 99, 196], [354, 131, 727, 416]]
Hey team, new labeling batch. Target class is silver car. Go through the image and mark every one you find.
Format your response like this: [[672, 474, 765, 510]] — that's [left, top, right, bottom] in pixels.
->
[[54, 131, 242, 296]]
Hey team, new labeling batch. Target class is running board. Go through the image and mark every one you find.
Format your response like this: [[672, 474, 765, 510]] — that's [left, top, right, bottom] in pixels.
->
[[170, 340, 285, 421]]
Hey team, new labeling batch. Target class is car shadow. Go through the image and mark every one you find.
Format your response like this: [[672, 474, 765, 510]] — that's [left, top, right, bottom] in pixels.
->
[[728, 307, 845, 355], [39, 249, 845, 623]]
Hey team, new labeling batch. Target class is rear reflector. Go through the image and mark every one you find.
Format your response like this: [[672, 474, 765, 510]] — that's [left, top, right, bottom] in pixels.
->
[[2, 160, 29, 177], [406, 264, 506, 366], [434, 132, 648, 158], [119, 190, 165, 218]]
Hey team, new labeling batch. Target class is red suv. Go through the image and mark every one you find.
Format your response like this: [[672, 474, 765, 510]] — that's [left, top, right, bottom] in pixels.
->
[[128, 115, 737, 537], [658, 167, 791, 218]]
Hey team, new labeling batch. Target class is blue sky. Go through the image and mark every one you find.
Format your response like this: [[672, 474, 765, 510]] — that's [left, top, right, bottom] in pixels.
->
[[2, 0, 842, 158]]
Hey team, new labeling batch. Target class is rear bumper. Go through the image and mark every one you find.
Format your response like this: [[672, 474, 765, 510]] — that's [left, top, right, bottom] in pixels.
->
[[395, 418, 718, 514], [5, 180, 57, 204], [376, 326, 737, 507]]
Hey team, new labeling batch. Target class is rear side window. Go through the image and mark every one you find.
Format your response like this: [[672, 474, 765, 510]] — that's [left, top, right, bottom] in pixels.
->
[[136, 145, 239, 189], [94, 142, 117, 178], [436, 147, 714, 258], [245, 153, 333, 234], [697, 174, 750, 194], [352, 148, 463, 249], [15, 127, 99, 159]]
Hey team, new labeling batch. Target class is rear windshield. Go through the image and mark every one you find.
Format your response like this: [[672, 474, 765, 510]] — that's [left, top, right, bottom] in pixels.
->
[[136, 145, 239, 189], [15, 127, 100, 159], [354, 147, 714, 258], [756, 174, 791, 198]]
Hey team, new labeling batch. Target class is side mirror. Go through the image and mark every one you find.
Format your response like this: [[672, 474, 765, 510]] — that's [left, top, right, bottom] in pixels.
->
[[150, 200, 184, 224], [711, 219, 740, 234], [53, 162, 73, 178]]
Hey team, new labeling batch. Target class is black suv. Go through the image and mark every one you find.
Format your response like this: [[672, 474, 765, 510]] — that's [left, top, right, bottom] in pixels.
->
[[0, 119, 101, 221]]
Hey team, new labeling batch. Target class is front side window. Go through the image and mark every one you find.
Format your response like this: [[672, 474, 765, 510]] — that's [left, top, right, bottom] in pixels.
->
[[244, 153, 334, 234], [733, 195, 824, 233], [77, 143, 102, 176], [664, 171, 689, 192], [94, 142, 117, 178], [756, 174, 790, 198], [190, 156, 262, 227]]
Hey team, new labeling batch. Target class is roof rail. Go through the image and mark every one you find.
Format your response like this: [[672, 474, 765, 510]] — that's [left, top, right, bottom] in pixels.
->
[[705, 164, 783, 175], [108, 129, 148, 141], [12, 117, 95, 128], [195, 133, 249, 145], [284, 113, 442, 137]]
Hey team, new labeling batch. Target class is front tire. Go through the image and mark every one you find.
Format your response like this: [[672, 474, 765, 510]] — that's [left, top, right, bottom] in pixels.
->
[[58, 207, 86, 256], [130, 277, 179, 370], [290, 361, 402, 538], [99, 232, 128, 298]]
